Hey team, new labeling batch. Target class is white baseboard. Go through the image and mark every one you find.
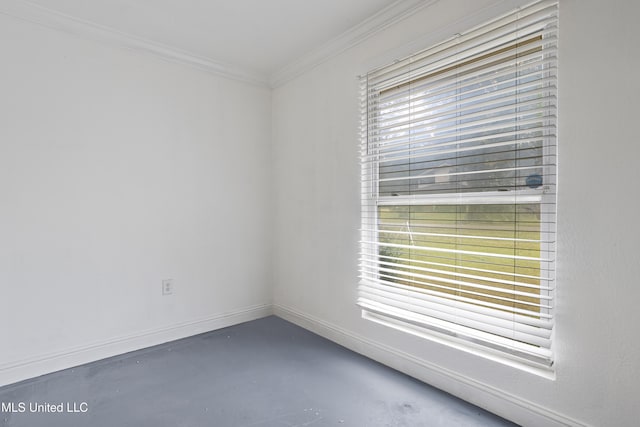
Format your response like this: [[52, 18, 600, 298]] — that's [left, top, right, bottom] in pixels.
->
[[0, 303, 273, 388], [273, 303, 587, 427]]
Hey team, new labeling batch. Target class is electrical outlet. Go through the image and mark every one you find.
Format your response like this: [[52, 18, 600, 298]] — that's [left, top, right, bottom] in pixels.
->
[[162, 279, 174, 296]]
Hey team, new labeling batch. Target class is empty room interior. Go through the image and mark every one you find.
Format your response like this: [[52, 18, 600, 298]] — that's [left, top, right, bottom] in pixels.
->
[[1, 0, 638, 426]]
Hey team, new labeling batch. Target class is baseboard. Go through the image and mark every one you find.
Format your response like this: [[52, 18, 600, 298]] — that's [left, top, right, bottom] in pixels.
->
[[273, 304, 588, 427], [0, 303, 273, 388]]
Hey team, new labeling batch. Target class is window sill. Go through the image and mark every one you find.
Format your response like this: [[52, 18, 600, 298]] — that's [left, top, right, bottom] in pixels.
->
[[362, 309, 556, 380]]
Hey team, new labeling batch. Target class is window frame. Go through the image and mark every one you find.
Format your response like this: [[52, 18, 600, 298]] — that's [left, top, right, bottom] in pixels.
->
[[359, 1, 558, 376]]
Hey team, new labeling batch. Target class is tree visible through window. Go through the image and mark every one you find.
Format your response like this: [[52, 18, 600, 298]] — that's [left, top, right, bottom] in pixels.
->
[[359, 1, 557, 370]]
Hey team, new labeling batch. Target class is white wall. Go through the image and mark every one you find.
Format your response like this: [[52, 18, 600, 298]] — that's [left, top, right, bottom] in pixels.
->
[[0, 13, 272, 385], [272, 0, 640, 426], [2, 1, 639, 425]]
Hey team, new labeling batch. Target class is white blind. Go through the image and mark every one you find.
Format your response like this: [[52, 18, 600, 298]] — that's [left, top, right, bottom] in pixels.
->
[[359, 0, 558, 369]]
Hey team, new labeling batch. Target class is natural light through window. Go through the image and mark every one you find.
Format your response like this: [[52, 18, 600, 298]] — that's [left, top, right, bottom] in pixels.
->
[[359, 0, 558, 373]]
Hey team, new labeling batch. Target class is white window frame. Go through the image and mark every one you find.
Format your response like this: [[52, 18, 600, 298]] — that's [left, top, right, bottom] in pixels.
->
[[359, 0, 558, 377]]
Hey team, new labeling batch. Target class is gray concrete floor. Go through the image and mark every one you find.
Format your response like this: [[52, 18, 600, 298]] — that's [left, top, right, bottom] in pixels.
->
[[0, 316, 518, 426]]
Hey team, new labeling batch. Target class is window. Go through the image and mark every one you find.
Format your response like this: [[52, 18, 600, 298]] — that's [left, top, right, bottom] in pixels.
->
[[359, 0, 558, 373]]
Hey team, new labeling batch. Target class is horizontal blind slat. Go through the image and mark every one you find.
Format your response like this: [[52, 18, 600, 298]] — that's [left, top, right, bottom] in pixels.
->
[[360, 251, 552, 281], [358, 301, 553, 363], [359, 285, 552, 338], [359, 276, 552, 310], [360, 279, 553, 321], [359, 282, 554, 328], [359, 257, 552, 290], [360, 265, 551, 300]]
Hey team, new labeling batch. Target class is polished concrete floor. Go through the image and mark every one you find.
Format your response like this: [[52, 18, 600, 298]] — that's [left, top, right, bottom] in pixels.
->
[[0, 316, 518, 426]]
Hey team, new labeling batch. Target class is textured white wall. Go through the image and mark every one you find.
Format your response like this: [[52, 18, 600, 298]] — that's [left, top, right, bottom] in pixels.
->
[[272, 0, 640, 426], [0, 13, 272, 384]]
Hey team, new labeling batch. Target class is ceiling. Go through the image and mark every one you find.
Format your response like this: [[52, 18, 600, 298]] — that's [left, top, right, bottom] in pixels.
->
[[21, 0, 405, 78]]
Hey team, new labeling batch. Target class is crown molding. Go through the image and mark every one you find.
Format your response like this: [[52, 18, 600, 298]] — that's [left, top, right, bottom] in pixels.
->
[[269, 0, 439, 88], [0, 0, 441, 89], [0, 0, 269, 87]]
